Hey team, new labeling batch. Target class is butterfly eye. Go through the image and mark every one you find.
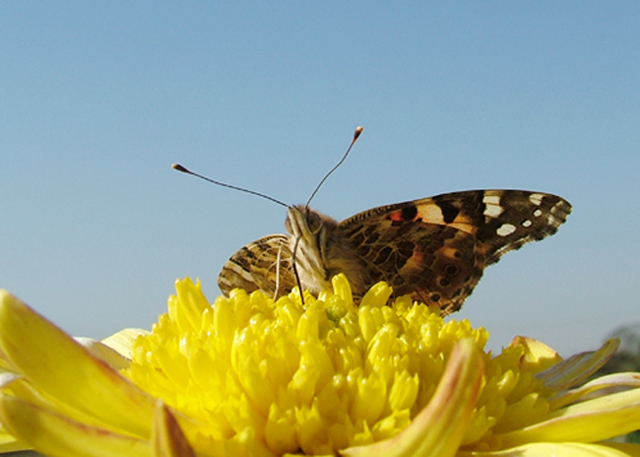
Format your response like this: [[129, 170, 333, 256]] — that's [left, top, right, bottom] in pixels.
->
[[305, 211, 323, 234]]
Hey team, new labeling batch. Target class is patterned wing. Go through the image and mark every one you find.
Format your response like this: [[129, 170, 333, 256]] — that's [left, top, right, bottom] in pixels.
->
[[336, 190, 571, 314], [218, 234, 297, 299]]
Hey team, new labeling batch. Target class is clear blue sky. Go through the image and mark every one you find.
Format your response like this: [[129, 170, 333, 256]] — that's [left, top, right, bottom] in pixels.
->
[[2, 3, 639, 356]]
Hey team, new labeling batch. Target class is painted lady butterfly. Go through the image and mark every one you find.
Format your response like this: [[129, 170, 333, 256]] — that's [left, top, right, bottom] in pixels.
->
[[174, 128, 571, 315], [217, 189, 571, 314]]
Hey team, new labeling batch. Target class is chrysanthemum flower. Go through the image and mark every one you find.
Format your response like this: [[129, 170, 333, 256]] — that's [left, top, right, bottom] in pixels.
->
[[1, 275, 640, 456]]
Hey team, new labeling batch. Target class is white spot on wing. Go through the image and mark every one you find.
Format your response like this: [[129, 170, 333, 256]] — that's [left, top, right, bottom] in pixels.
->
[[533, 209, 543, 217], [483, 194, 501, 205], [522, 219, 533, 227], [483, 194, 504, 218], [496, 223, 517, 237], [529, 193, 544, 206], [484, 204, 504, 218], [548, 214, 563, 227]]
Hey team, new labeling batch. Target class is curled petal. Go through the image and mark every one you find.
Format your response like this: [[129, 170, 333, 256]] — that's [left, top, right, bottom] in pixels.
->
[[497, 387, 640, 447], [538, 339, 620, 391], [511, 336, 562, 373], [550, 372, 640, 409], [341, 338, 484, 457]]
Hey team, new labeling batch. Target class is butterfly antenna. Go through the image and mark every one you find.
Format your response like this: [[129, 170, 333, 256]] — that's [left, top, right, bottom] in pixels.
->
[[305, 126, 363, 207], [172, 163, 289, 208]]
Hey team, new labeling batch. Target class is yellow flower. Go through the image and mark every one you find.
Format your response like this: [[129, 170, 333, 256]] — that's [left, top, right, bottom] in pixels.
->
[[0, 275, 639, 456]]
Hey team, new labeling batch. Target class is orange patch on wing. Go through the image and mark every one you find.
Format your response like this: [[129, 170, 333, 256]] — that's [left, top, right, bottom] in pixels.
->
[[389, 211, 408, 222], [449, 214, 478, 235], [402, 248, 425, 273], [440, 245, 461, 259]]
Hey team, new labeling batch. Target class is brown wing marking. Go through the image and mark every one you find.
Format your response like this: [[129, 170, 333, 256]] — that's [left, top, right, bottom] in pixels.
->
[[337, 190, 570, 314], [338, 210, 485, 314], [218, 234, 296, 299], [340, 193, 485, 237], [394, 229, 485, 315], [472, 191, 571, 265]]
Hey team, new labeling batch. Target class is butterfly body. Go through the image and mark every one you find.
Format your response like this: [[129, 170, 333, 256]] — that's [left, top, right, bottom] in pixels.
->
[[218, 190, 571, 315]]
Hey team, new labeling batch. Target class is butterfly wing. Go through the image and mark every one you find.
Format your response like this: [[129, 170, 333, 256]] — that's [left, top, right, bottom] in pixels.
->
[[336, 190, 571, 314], [218, 234, 297, 299]]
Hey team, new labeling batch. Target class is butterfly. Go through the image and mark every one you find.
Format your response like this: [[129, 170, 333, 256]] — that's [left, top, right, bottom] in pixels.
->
[[217, 189, 571, 315]]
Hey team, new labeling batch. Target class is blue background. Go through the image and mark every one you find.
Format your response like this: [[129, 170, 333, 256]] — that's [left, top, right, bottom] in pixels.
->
[[2, 3, 639, 356]]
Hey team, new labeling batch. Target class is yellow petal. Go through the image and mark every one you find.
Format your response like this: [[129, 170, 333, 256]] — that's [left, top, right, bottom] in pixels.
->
[[603, 443, 640, 457], [510, 336, 562, 373], [101, 328, 150, 360], [168, 278, 210, 334], [152, 401, 196, 457], [0, 429, 31, 454], [457, 441, 640, 456], [341, 338, 484, 457], [0, 371, 127, 432], [550, 372, 640, 410], [75, 337, 130, 371], [329, 273, 356, 312], [0, 290, 156, 438], [497, 387, 640, 447], [359, 281, 393, 310], [0, 395, 149, 457], [538, 339, 619, 390]]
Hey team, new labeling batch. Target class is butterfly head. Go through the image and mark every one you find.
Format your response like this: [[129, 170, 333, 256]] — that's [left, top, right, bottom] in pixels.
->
[[284, 205, 340, 294], [285, 206, 319, 235]]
